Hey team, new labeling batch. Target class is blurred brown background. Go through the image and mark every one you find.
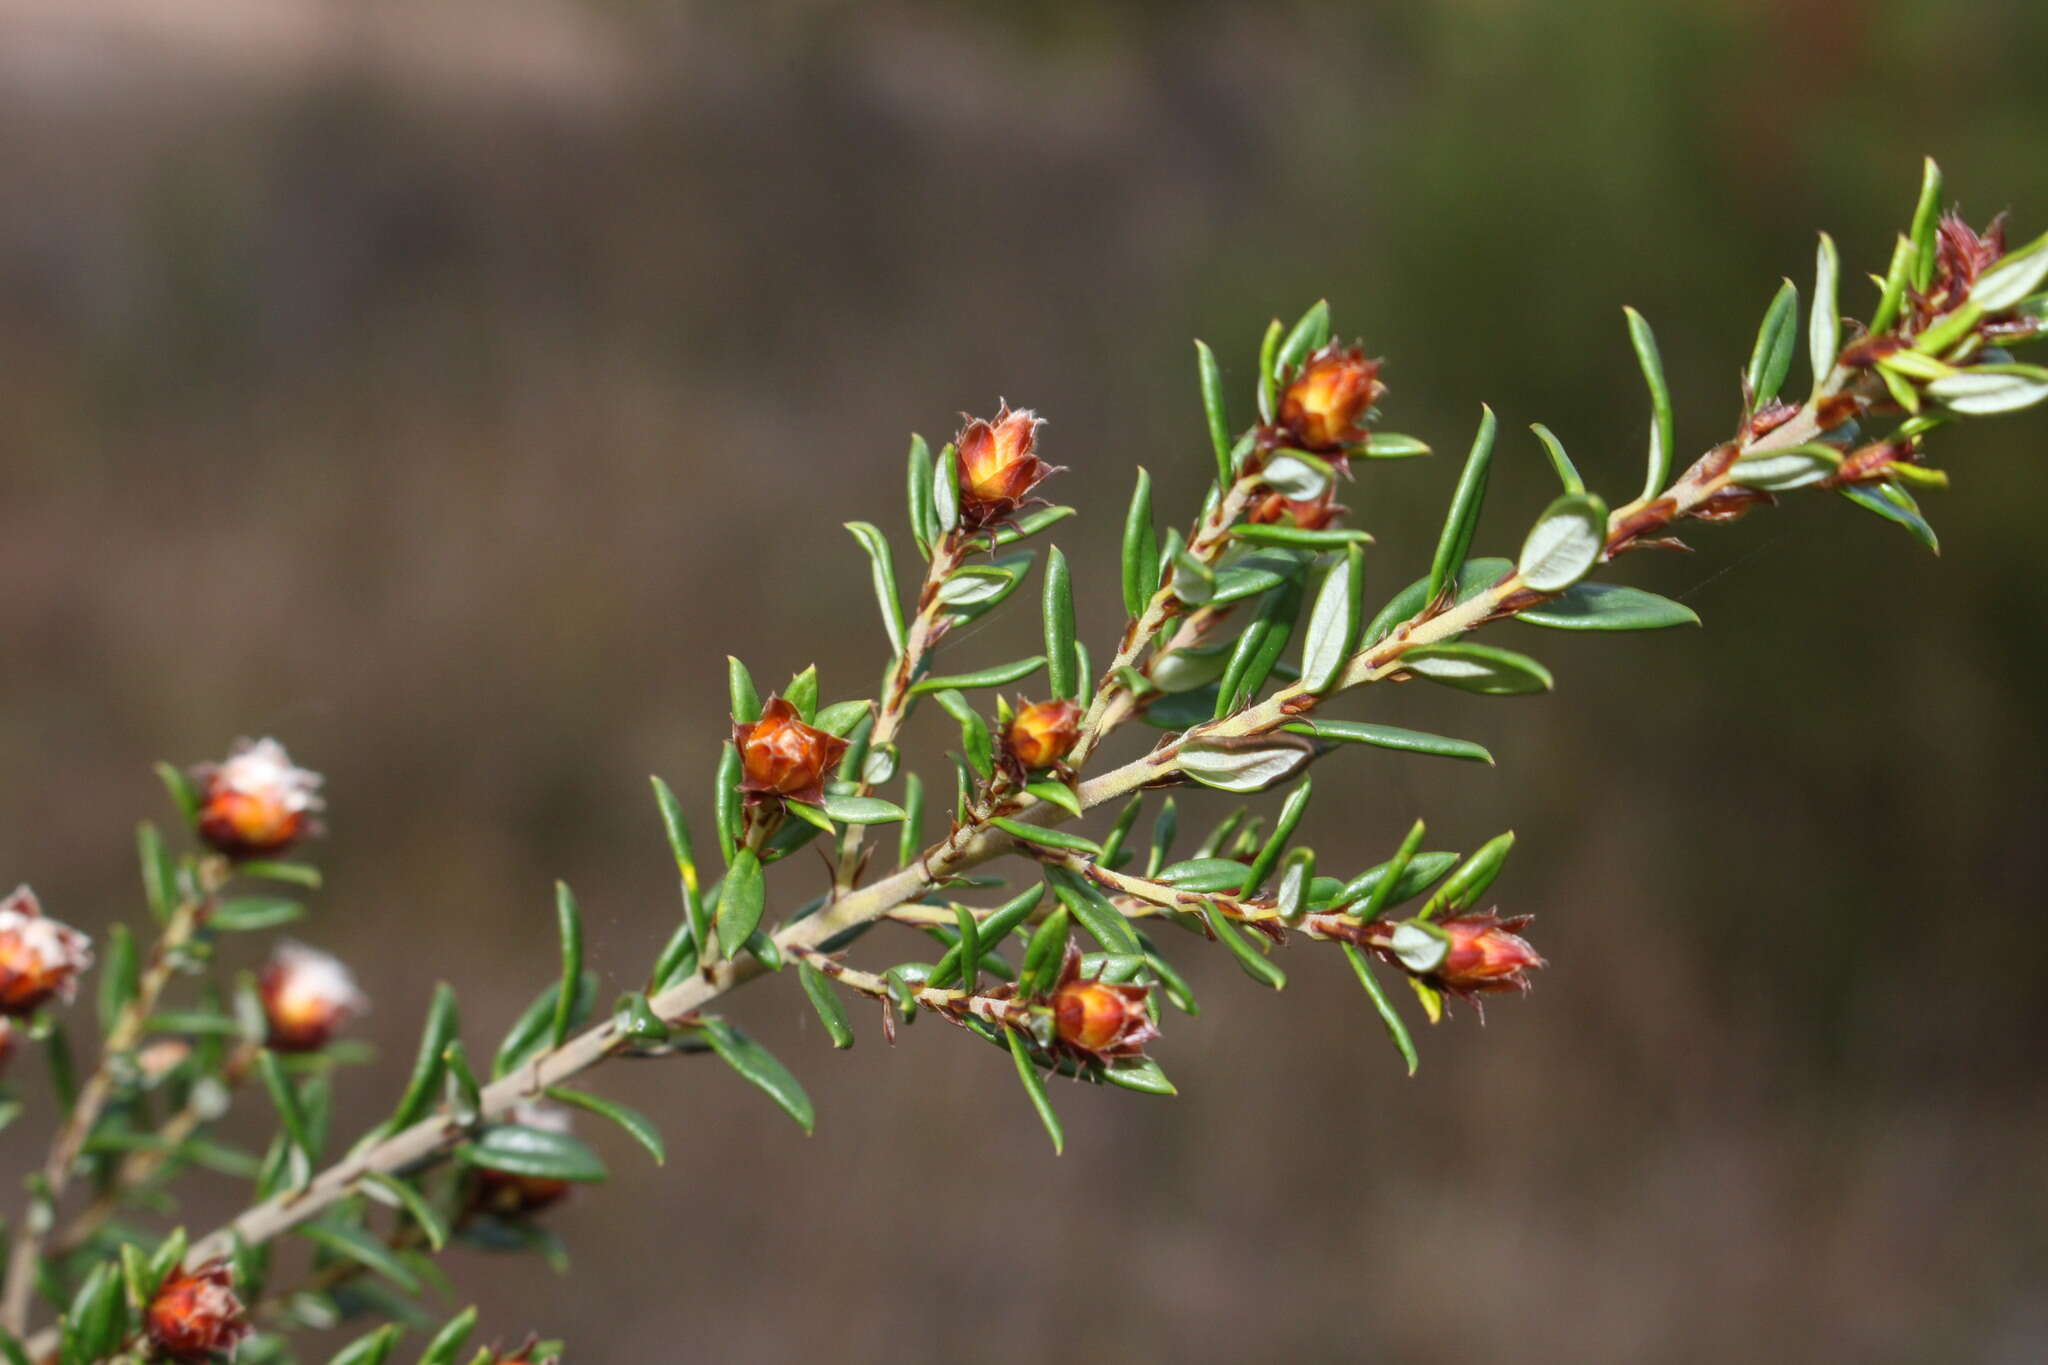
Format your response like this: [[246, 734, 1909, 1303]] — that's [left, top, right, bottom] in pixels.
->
[[3, 2, 2046, 1361]]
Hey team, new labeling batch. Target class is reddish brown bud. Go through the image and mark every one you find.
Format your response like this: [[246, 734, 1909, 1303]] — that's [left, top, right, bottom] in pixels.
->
[[0, 886, 93, 1017], [1688, 485, 1776, 524], [193, 737, 324, 859], [955, 404, 1058, 530], [733, 697, 848, 807], [1002, 698, 1082, 772], [1277, 343, 1382, 453], [259, 942, 368, 1053], [145, 1260, 250, 1362], [0, 1018, 14, 1079], [1431, 913, 1545, 998], [1826, 438, 1915, 488], [1247, 486, 1347, 531], [1049, 946, 1159, 1061]]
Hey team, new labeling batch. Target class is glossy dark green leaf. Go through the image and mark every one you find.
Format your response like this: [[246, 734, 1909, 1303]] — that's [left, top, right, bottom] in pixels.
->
[[386, 983, 458, 1132], [1745, 281, 1799, 406], [1121, 467, 1159, 618], [1145, 796, 1178, 877], [928, 884, 1041, 989], [1424, 406, 1499, 606], [1006, 1030, 1064, 1154], [726, 655, 761, 724], [1283, 718, 1492, 765], [60, 1262, 126, 1365], [1022, 780, 1081, 820], [990, 504, 1075, 546], [1839, 480, 1939, 553], [1275, 298, 1330, 381], [783, 665, 820, 722], [845, 521, 909, 657], [1623, 307, 1674, 498], [1101, 1056, 1177, 1096], [457, 1123, 608, 1182], [1202, 900, 1285, 989], [546, 1086, 665, 1166], [818, 794, 907, 825], [1211, 550, 1310, 606], [989, 817, 1101, 858], [550, 881, 583, 1048], [300, 1218, 421, 1292], [930, 688, 994, 779], [1046, 866, 1142, 956], [1516, 581, 1700, 630], [494, 972, 595, 1080], [1214, 572, 1303, 717], [717, 850, 765, 960], [714, 743, 742, 865], [1238, 778, 1311, 896], [909, 656, 1045, 696], [1364, 432, 1430, 459], [1017, 905, 1070, 999], [1528, 423, 1584, 495], [1229, 523, 1372, 551], [1419, 831, 1516, 920], [798, 964, 854, 1049], [906, 432, 937, 556], [699, 1018, 815, 1134], [649, 774, 710, 987], [897, 771, 925, 869], [1401, 643, 1554, 696], [1043, 546, 1078, 699], [1869, 233, 1914, 336], [950, 903, 983, 993], [235, 858, 323, 889], [1195, 339, 1232, 483], [1343, 943, 1419, 1075], [416, 1306, 478, 1365]]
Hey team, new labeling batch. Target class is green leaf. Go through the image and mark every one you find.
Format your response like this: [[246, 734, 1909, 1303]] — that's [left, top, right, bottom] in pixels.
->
[[1810, 232, 1841, 394], [1101, 1056, 1177, 1096], [699, 1018, 815, 1134], [1045, 866, 1142, 956], [493, 973, 595, 1080], [1255, 318, 1283, 422], [326, 1324, 403, 1365], [845, 522, 909, 657], [726, 656, 761, 724], [1006, 1030, 1064, 1154], [930, 688, 994, 779], [386, 983, 459, 1132], [154, 760, 202, 828], [989, 817, 1102, 858], [1300, 543, 1365, 694], [1517, 491, 1609, 592], [1202, 900, 1285, 989], [60, 1262, 127, 1365], [1195, 340, 1232, 483], [1043, 546, 1078, 699], [928, 883, 1041, 989], [1121, 467, 1159, 618], [1213, 571, 1303, 717], [458, 1123, 608, 1182], [717, 850, 765, 959], [545, 1086, 665, 1166], [1419, 831, 1516, 920], [1228, 524, 1372, 551], [906, 432, 937, 556], [259, 1049, 315, 1159], [898, 771, 925, 869], [1839, 481, 1939, 553], [1925, 363, 2048, 415], [300, 1218, 421, 1293], [1211, 550, 1312, 606], [209, 896, 305, 932], [649, 775, 709, 986], [1239, 778, 1312, 896], [235, 858, 323, 888], [1401, 643, 1554, 696], [137, 821, 177, 922], [1908, 157, 1943, 292], [937, 555, 1033, 614], [1517, 581, 1699, 630], [1024, 779, 1083, 819], [1525, 423, 1585, 496], [1623, 307, 1674, 499], [783, 665, 819, 722], [1971, 229, 2048, 311], [416, 1306, 478, 1365], [1343, 943, 1419, 1075], [990, 504, 1075, 546], [1275, 298, 1330, 380], [1425, 406, 1498, 606], [1344, 820, 1434, 919], [1869, 233, 1914, 336], [816, 794, 905, 825], [909, 656, 1044, 696], [949, 903, 984, 994], [1282, 719, 1492, 765], [96, 923, 137, 1036], [798, 964, 855, 1049], [364, 1172, 449, 1251], [1744, 278, 1801, 406], [1156, 857, 1253, 892], [1178, 738, 1314, 793], [932, 441, 960, 535], [714, 742, 742, 865], [1729, 442, 1841, 490], [1363, 432, 1431, 459]]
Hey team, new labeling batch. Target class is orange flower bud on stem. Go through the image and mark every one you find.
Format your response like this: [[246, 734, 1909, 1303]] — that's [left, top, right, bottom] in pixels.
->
[[259, 942, 368, 1053], [0, 886, 93, 1017], [1049, 945, 1159, 1061], [192, 737, 324, 859], [1001, 697, 1082, 776], [954, 403, 1060, 531], [1371, 912, 1545, 1017], [1277, 342, 1382, 455], [145, 1260, 250, 1362], [733, 697, 848, 807]]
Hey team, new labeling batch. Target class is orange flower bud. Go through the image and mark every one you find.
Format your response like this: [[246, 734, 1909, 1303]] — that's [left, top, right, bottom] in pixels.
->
[[1277, 343, 1382, 453], [0, 1019, 14, 1079], [1050, 946, 1159, 1061], [1247, 486, 1347, 531], [733, 697, 848, 807], [145, 1260, 250, 1363], [193, 737, 324, 859], [259, 942, 368, 1053], [954, 404, 1058, 530], [1432, 913, 1545, 998], [472, 1101, 575, 1218], [1002, 698, 1082, 772], [0, 885, 93, 1017]]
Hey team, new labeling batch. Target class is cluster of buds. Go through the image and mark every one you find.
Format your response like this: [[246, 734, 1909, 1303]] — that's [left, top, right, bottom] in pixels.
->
[[193, 737, 324, 859], [1276, 343, 1383, 461], [470, 1101, 576, 1219], [145, 1260, 250, 1362], [733, 697, 848, 807], [258, 942, 368, 1052], [0, 885, 93, 1016], [1048, 945, 1159, 1062], [954, 403, 1058, 531], [999, 697, 1081, 779]]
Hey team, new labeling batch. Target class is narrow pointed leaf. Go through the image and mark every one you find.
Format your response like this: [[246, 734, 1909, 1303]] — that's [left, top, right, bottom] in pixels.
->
[[1202, 901, 1285, 989], [1043, 546, 1078, 699], [717, 850, 765, 958], [1343, 943, 1419, 1075], [817, 794, 907, 825], [1518, 491, 1609, 592], [299, 1219, 421, 1293], [363, 1172, 449, 1251], [545, 1086, 666, 1166], [1425, 406, 1498, 605], [906, 433, 937, 555], [1516, 582, 1699, 630], [1006, 1030, 1064, 1154], [1301, 543, 1365, 693], [1401, 643, 1554, 695], [1745, 279, 1800, 406], [797, 964, 854, 1049], [1121, 468, 1158, 617], [1624, 307, 1674, 498], [844, 521, 909, 657], [457, 1123, 607, 1182], [726, 656, 761, 724], [699, 1017, 815, 1134], [387, 983, 459, 1131], [1528, 423, 1584, 494], [1195, 340, 1232, 483], [1809, 232, 1840, 394], [909, 656, 1045, 696], [1283, 719, 1492, 764], [550, 881, 583, 1048]]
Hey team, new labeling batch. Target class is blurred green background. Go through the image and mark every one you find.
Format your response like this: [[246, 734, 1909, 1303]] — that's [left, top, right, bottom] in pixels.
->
[[3, 2, 2046, 1360]]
